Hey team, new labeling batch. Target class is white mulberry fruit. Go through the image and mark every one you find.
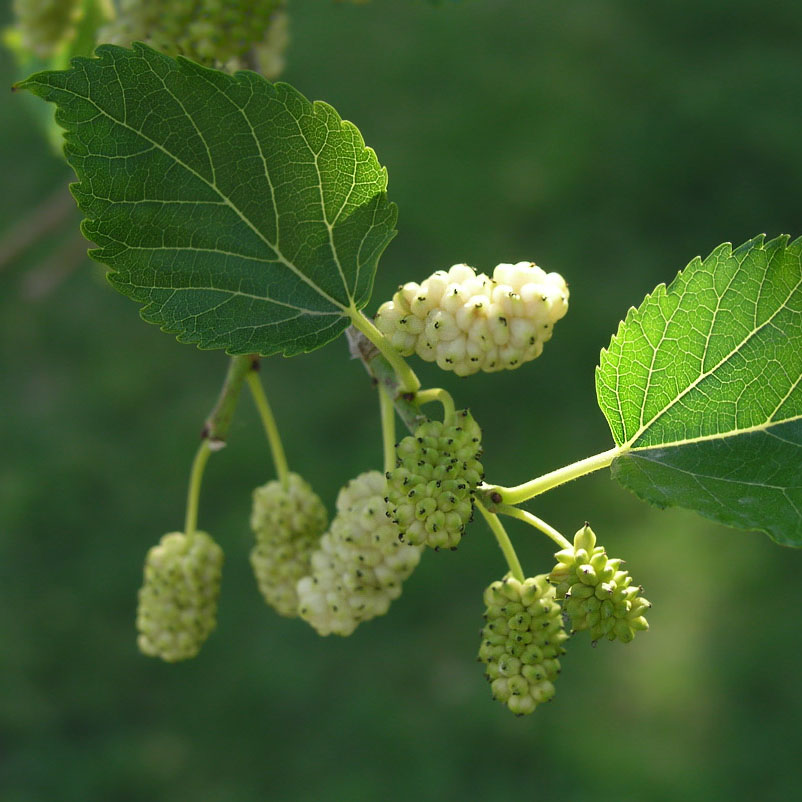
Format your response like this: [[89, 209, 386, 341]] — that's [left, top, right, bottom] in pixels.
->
[[549, 524, 651, 643], [479, 574, 568, 715], [374, 261, 569, 376], [386, 410, 483, 549], [136, 530, 223, 662], [250, 472, 328, 618], [297, 471, 422, 636]]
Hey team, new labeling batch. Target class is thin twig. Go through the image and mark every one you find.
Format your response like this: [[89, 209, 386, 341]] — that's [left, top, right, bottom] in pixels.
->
[[20, 233, 88, 300], [346, 324, 425, 434], [0, 181, 75, 271]]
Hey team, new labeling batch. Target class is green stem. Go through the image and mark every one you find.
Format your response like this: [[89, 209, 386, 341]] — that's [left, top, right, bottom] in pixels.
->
[[482, 446, 621, 505], [415, 387, 456, 423], [476, 500, 525, 582], [246, 370, 290, 488], [497, 505, 572, 550], [184, 440, 212, 536], [347, 325, 425, 434], [348, 307, 421, 393], [203, 355, 254, 446], [183, 354, 252, 534], [379, 384, 397, 475]]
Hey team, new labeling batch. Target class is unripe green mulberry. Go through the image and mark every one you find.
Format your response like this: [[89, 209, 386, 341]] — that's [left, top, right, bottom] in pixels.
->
[[10, 0, 83, 59], [249, 472, 328, 618], [549, 524, 651, 644], [99, 0, 285, 73], [386, 410, 483, 549], [297, 471, 422, 636], [478, 574, 568, 715], [374, 261, 569, 376], [137, 530, 223, 662]]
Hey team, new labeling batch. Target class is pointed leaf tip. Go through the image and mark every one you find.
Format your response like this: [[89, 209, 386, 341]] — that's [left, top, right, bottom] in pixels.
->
[[597, 235, 802, 545], [20, 44, 396, 356]]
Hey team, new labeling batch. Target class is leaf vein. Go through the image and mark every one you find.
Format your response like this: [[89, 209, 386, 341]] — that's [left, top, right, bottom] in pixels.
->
[[627, 251, 802, 447]]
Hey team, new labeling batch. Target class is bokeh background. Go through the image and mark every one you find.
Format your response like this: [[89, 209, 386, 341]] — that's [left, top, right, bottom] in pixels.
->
[[2, 1, 802, 800]]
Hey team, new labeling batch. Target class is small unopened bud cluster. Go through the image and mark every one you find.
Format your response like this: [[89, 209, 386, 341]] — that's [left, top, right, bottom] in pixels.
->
[[99, 0, 284, 72], [374, 262, 569, 376], [386, 410, 483, 549], [478, 575, 568, 715], [549, 524, 650, 643], [297, 471, 422, 636], [137, 530, 223, 662], [250, 472, 328, 617]]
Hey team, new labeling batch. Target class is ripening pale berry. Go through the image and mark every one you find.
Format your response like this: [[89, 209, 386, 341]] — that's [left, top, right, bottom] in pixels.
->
[[478, 574, 568, 715], [250, 8, 288, 79], [10, 0, 83, 59], [386, 410, 483, 549], [297, 471, 422, 636], [137, 530, 223, 662], [98, 0, 285, 71], [374, 261, 569, 376], [548, 524, 651, 644], [249, 472, 328, 618]]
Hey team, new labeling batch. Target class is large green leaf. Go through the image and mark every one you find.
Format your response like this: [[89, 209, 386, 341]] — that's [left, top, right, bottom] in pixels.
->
[[596, 235, 802, 546], [18, 44, 397, 355]]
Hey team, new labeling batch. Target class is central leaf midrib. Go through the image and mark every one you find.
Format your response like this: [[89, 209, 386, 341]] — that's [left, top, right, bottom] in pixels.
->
[[67, 65, 349, 314], [623, 452, 800, 494], [312, 132, 350, 300], [152, 284, 343, 315], [190, 66, 284, 295], [627, 412, 802, 453], [634, 251, 744, 437], [625, 260, 802, 449]]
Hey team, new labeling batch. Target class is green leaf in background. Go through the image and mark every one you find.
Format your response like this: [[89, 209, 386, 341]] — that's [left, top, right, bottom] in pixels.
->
[[596, 235, 802, 546], [18, 43, 397, 356]]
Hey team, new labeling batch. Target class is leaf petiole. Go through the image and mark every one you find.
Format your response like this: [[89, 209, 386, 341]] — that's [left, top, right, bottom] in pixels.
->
[[481, 446, 621, 505], [348, 307, 421, 394]]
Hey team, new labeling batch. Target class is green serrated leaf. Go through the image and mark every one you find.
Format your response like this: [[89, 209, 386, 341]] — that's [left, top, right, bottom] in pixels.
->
[[18, 43, 397, 356], [5, 0, 112, 151], [596, 235, 802, 546]]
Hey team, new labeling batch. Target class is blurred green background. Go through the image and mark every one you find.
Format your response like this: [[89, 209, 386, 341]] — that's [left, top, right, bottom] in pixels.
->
[[2, 1, 802, 800]]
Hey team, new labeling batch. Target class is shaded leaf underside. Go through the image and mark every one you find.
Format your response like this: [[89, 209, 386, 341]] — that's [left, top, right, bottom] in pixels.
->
[[20, 43, 397, 355]]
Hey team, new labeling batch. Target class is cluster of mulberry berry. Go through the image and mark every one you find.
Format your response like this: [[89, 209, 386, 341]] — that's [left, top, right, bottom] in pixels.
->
[[386, 410, 483, 549], [549, 524, 651, 643], [249, 472, 328, 618], [136, 530, 224, 662], [296, 471, 422, 636], [99, 0, 285, 74], [374, 262, 569, 376], [478, 575, 568, 715], [9, 0, 83, 59]]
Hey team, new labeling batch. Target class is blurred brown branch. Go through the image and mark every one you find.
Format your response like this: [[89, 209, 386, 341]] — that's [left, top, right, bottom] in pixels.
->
[[0, 180, 75, 272]]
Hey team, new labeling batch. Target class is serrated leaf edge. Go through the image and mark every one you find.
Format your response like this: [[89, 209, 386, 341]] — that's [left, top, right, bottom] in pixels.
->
[[596, 233, 801, 450], [19, 43, 398, 356]]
